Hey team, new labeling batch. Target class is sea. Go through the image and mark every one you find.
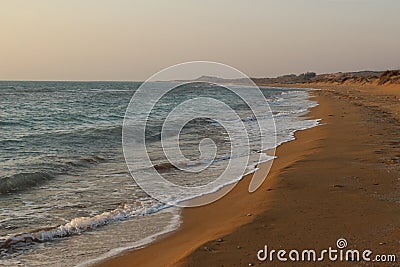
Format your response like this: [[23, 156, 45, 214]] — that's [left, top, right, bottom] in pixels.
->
[[0, 81, 319, 266]]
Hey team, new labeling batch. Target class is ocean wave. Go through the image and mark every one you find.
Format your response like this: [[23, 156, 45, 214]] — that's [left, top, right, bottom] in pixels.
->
[[0, 201, 169, 251], [153, 162, 179, 172], [273, 108, 309, 117], [0, 125, 123, 145], [65, 155, 106, 168], [0, 156, 107, 195], [0, 120, 27, 126], [0, 172, 54, 194], [0, 85, 15, 89]]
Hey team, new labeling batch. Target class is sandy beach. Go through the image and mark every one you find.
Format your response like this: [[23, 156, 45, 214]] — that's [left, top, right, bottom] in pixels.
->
[[2, 1, 400, 266], [97, 83, 400, 266]]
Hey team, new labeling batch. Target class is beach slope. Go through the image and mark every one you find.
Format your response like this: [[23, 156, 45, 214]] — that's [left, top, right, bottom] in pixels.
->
[[98, 85, 400, 266]]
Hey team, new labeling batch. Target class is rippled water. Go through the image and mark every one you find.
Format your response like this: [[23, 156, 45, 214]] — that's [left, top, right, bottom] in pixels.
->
[[0, 81, 319, 266]]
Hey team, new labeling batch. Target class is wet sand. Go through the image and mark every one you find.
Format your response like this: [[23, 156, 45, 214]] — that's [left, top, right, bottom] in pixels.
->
[[97, 84, 400, 266]]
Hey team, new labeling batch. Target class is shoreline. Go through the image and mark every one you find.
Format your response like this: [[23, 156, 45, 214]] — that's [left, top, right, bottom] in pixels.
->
[[182, 84, 400, 266], [97, 83, 400, 266], [96, 90, 324, 267]]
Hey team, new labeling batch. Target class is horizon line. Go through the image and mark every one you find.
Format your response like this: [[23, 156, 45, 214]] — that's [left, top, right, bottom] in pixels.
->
[[0, 68, 396, 83]]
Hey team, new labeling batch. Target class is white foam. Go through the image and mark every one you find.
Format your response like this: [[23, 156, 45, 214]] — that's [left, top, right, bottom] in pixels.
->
[[75, 210, 182, 267], [0, 202, 172, 249]]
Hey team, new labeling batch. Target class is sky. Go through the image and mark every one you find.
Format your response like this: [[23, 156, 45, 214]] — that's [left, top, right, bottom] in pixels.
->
[[1, 0, 399, 81]]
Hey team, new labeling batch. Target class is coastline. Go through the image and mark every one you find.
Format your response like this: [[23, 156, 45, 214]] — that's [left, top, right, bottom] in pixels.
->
[[97, 83, 400, 266], [183, 84, 400, 266], [96, 90, 324, 267], [2, 2, 400, 266]]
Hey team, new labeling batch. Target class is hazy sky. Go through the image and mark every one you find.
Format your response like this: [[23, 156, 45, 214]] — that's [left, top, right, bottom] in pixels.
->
[[1, 0, 399, 81]]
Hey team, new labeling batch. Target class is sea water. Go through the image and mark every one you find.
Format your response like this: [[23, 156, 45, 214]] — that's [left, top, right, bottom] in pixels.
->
[[0, 81, 319, 266]]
